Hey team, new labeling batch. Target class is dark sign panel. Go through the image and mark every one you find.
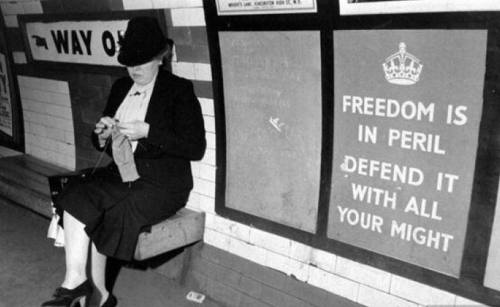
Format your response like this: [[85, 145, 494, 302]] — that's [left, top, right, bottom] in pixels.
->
[[328, 30, 487, 276], [220, 31, 322, 233]]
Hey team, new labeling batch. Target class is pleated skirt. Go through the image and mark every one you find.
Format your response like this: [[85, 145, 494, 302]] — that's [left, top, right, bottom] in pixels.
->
[[54, 165, 189, 261]]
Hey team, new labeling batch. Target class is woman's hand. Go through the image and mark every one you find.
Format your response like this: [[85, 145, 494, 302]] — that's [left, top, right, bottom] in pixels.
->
[[94, 116, 116, 146], [117, 120, 150, 141]]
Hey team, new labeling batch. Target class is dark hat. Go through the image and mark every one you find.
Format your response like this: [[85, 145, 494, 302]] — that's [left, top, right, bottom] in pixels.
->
[[118, 17, 168, 66]]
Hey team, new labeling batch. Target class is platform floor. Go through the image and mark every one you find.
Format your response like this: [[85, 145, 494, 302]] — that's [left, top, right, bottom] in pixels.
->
[[0, 198, 221, 307]]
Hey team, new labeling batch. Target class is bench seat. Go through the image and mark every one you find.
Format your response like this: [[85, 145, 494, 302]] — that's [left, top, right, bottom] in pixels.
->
[[0, 155, 205, 261], [134, 208, 205, 260]]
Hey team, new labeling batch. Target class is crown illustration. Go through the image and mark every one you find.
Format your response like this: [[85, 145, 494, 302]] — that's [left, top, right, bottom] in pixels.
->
[[382, 42, 423, 85]]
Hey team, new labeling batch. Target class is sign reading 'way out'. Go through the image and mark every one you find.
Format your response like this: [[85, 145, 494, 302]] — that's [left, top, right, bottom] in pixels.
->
[[24, 20, 128, 66]]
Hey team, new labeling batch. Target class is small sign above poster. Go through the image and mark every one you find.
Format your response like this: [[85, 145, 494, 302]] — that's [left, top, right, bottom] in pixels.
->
[[216, 0, 317, 15]]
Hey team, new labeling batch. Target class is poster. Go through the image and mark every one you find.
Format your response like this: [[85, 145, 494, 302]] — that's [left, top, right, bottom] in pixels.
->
[[340, 0, 500, 15], [220, 31, 322, 233], [328, 30, 487, 276], [0, 53, 12, 136], [216, 0, 317, 15]]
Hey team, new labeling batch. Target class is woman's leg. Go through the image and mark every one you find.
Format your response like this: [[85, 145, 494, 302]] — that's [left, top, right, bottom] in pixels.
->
[[61, 211, 90, 288], [91, 242, 110, 305]]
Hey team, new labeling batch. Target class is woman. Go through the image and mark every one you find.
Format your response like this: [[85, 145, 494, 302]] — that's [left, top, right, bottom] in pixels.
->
[[42, 17, 206, 307]]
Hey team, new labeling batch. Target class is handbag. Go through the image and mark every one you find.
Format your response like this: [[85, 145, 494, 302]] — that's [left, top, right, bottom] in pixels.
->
[[46, 168, 100, 247]]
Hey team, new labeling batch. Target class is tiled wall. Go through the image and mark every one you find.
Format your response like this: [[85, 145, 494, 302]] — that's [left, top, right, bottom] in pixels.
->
[[18, 76, 75, 169], [0, 0, 489, 306]]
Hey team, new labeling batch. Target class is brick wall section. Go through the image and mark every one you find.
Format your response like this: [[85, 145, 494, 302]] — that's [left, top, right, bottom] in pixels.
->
[[18, 76, 75, 170], [185, 243, 363, 307]]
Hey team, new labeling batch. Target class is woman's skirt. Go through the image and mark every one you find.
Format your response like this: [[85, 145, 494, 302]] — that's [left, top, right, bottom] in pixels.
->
[[54, 165, 189, 261]]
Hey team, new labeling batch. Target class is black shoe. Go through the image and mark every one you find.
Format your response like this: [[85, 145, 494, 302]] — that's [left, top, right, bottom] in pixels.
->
[[41, 280, 93, 307], [101, 294, 117, 307]]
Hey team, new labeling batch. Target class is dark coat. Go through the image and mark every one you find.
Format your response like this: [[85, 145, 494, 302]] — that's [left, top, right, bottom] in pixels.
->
[[57, 70, 206, 260], [97, 69, 206, 191]]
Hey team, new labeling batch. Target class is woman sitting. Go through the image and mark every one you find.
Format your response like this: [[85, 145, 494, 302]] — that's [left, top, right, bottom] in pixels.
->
[[41, 16, 206, 307]]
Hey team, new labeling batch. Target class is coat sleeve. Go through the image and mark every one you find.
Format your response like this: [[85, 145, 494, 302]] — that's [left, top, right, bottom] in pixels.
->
[[91, 79, 126, 154], [142, 80, 206, 161]]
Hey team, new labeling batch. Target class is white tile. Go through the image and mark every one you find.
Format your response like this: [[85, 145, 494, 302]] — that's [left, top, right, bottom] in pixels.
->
[[308, 266, 359, 302], [45, 116, 73, 132], [170, 8, 205, 26], [310, 248, 336, 272], [28, 122, 47, 137], [46, 127, 66, 143], [64, 131, 75, 145], [12, 51, 26, 64], [199, 163, 215, 181], [203, 228, 221, 246], [122, 0, 153, 10], [358, 285, 418, 307], [22, 1, 43, 14], [203, 115, 215, 133], [288, 258, 310, 282], [46, 127, 65, 143], [20, 88, 70, 106], [206, 132, 215, 149], [193, 177, 215, 198], [57, 142, 75, 156], [454, 296, 488, 306], [249, 227, 291, 256], [18, 76, 69, 94], [289, 240, 312, 263], [23, 99, 45, 114], [336, 256, 392, 292], [191, 161, 201, 177], [390, 275, 456, 306], [199, 98, 214, 116], [171, 62, 195, 80], [201, 148, 216, 166], [1, 3, 24, 15], [229, 236, 267, 265], [218, 216, 251, 242], [197, 193, 215, 213], [46, 104, 72, 120], [186, 191, 201, 210], [4, 15, 18, 28], [265, 249, 290, 274], [152, 0, 202, 8], [194, 63, 212, 81]]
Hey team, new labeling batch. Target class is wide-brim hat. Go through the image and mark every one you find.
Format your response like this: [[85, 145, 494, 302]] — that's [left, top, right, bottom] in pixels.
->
[[118, 16, 168, 66]]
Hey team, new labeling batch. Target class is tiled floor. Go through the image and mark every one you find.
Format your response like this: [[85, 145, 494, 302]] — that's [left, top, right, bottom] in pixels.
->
[[0, 198, 220, 307]]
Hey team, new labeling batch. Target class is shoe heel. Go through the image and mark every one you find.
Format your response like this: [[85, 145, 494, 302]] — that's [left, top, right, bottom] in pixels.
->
[[70, 295, 86, 307]]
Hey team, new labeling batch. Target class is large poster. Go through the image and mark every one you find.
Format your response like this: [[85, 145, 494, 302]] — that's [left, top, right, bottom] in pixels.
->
[[220, 31, 322, 233], [0, 53, 11, 136], [328, 30, 487, 276]]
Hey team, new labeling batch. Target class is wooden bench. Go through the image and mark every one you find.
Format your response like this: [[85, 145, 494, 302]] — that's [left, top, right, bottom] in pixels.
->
[[49, 171, 206, 261], [134, 207, 205, 260], [0, 155, 205, 261]]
